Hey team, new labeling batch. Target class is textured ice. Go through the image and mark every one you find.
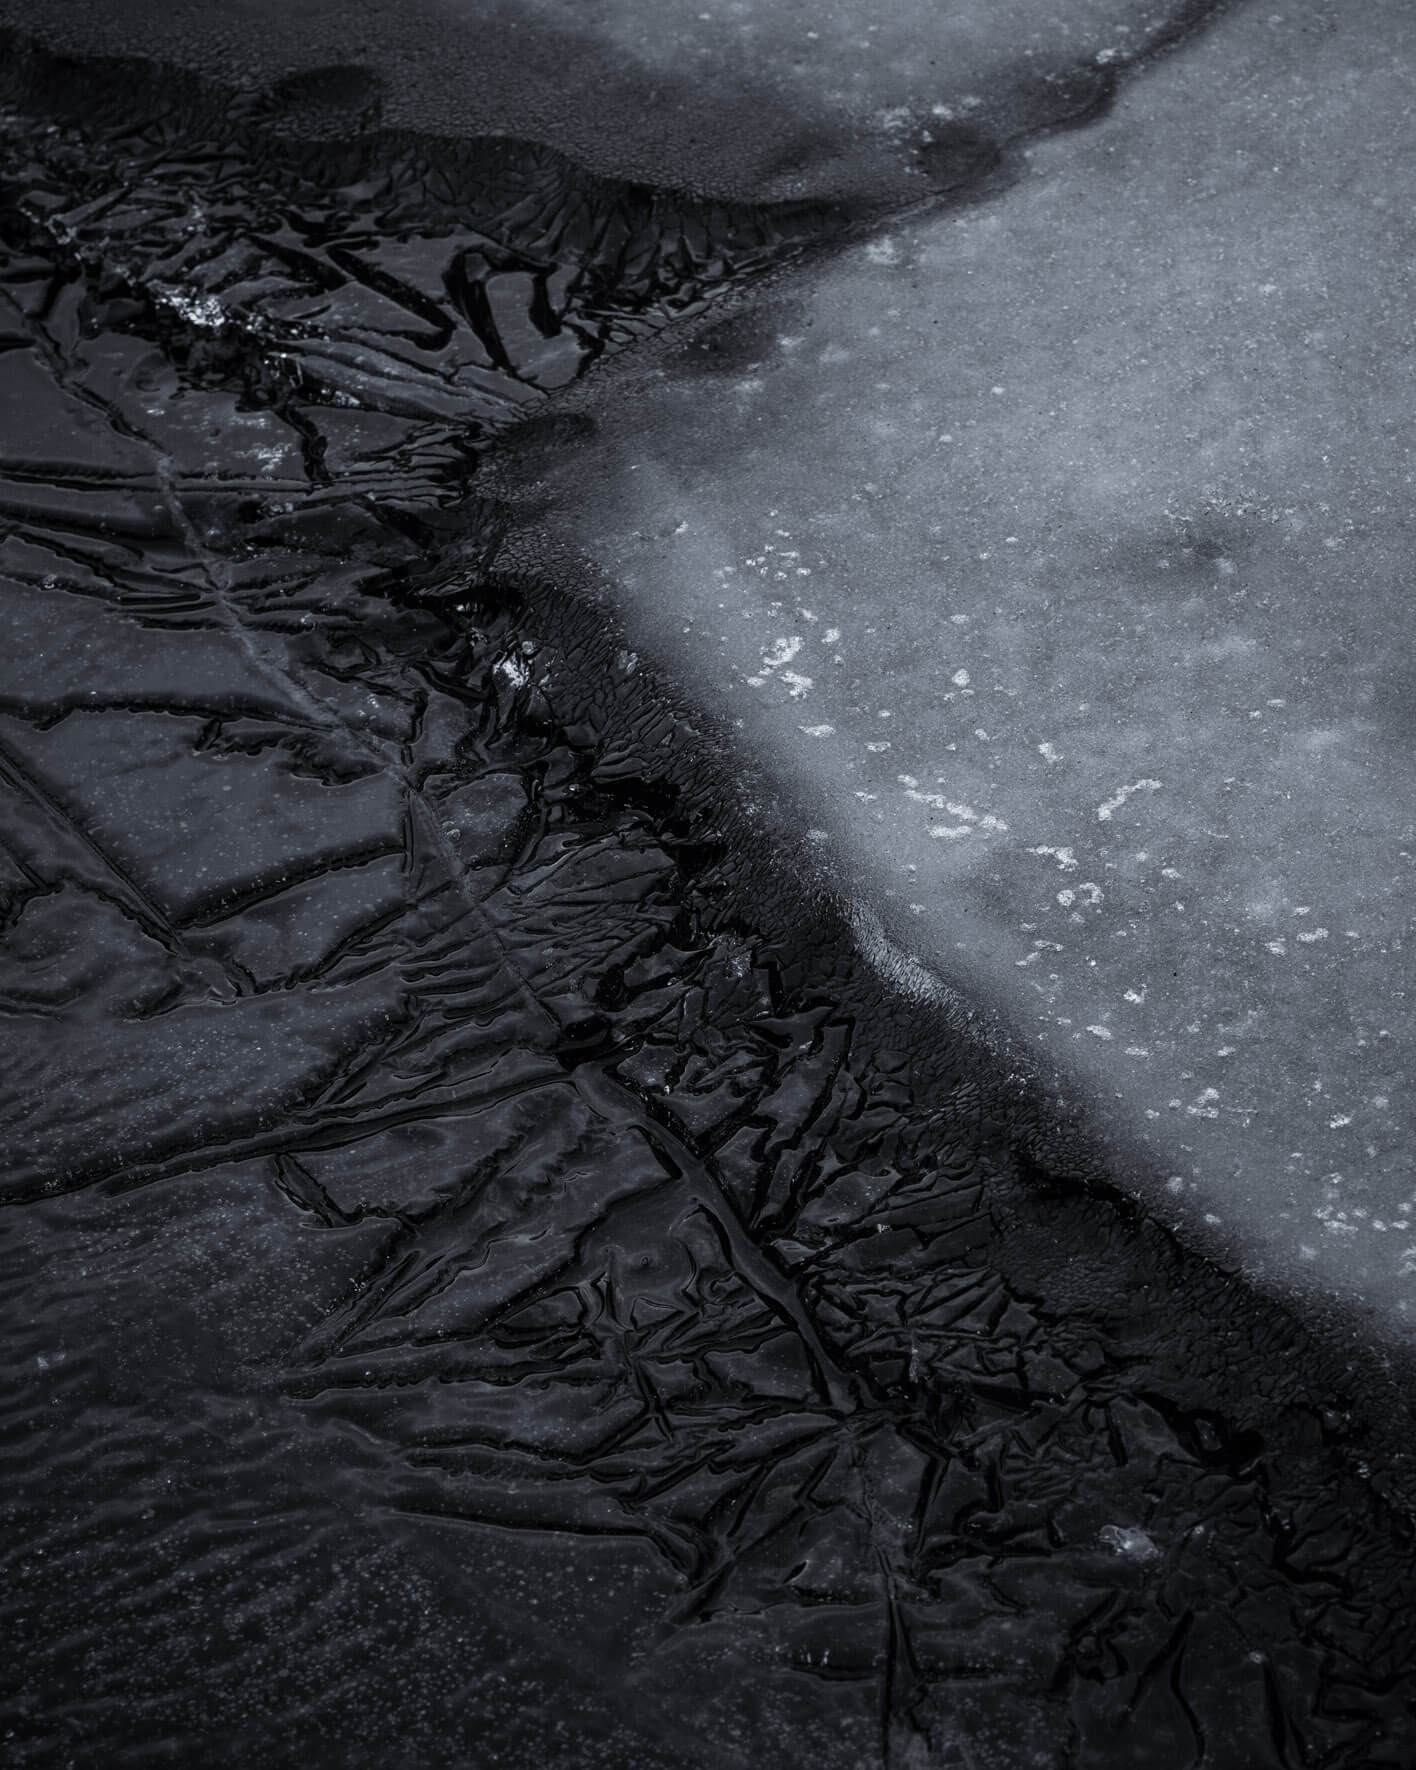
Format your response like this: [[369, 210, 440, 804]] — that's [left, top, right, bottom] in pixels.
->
[[5, 4, 1416, 1765], [1, 0, 1225, 202], [518, 0, 1416, 1332]]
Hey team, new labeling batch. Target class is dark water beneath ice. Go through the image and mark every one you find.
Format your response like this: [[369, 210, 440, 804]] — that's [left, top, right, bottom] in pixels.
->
[[2, 12, 1415, 1768]]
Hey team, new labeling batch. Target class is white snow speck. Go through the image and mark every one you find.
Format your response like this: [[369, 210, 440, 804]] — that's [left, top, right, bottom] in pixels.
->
[[1187, 1088, 1221, 1120], [760, 635, 804, 672], [1096, 779, 1162, 822], [156, 285, 227, 328], [1028, 845, 1078, 871], [1099, 1525, 1159, 1561]]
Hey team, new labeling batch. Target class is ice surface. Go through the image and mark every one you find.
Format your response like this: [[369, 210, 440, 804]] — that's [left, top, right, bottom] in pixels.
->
[[2, 0, 1225, 202], [6, 4, 1416, 1763], [517, 0, 1416, 1333]]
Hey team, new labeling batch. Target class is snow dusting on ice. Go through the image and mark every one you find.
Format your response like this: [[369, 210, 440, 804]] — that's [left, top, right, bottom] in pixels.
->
[[526, 0, 1416, 1334]]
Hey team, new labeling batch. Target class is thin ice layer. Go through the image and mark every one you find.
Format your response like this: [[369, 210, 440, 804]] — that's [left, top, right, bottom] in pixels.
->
[[2, 0, 1227, 201], [525, 0, 1416, 1331]]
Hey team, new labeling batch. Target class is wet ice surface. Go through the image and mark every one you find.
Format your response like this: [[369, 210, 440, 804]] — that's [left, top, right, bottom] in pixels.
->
[[4, 7, 1416, 1770], [0, 0, 1229, 203], [530, 0, 1416, 1335]]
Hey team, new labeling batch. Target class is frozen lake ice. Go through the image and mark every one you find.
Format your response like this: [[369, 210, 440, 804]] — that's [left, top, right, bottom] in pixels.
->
[[7, 1, 1416, 1763], [511, 0, 1416, 1334], [0, 0, 1241, 203]]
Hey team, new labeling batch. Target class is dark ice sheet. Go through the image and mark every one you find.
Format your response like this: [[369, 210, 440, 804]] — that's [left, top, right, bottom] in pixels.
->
[[2, 26, 1415, 1770]]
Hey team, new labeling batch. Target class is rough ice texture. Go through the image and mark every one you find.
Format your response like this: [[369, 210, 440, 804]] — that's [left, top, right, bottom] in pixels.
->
[[0, 0, 1223, 202], [516, 0, 1416, 1333], [6, 10, 1416, 1768]]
